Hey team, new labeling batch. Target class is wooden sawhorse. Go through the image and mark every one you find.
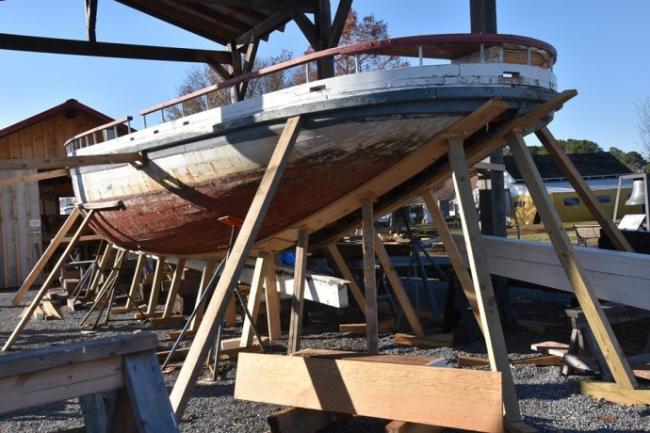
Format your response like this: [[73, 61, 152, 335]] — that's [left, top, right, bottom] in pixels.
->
[[0, 333, 178, 433]]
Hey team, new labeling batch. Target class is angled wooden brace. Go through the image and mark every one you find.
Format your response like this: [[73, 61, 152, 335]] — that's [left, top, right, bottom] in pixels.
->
[[448, 137, 522, 423], [169, 115, 302, 419], [535, 127, 633, 252], [288, 229, 309, 354], [3, 209, 96, 351], [508, 131, 637, 389], [327, 243, 366, 314], [240, 256, 269, 348]]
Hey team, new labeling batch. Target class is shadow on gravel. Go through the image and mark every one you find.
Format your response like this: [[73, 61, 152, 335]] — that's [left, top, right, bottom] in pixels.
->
[[515, 382, 580, 400], [0, 400, 80, 422]]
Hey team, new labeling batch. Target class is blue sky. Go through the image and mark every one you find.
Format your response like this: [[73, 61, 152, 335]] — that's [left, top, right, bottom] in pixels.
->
[[1, 1, 649, 153]]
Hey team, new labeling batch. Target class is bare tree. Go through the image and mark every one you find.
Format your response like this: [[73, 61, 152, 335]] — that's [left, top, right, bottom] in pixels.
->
[[637, 97, 650, 157]]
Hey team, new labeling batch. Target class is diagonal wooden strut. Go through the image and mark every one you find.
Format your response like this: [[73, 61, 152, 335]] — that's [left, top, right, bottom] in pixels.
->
[[240, 256, 269, 348], [448, 138, 522, 422], [421, 190, 482, 330], [3, 209, 96, 351], [508, 132, 637, 389], [169, 115, 302, 419], [535, 127, 633, 252], [288, 229, 309, 354], [11, 206, 81, 305], [327, 244, 366, 314]]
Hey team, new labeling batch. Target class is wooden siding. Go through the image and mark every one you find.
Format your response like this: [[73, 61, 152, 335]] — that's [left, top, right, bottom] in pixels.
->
[[0, 109, 109, 288]]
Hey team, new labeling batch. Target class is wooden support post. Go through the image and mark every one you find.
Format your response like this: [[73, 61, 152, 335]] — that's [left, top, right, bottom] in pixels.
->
[[240, 256, 268, 348], [0, 168, 68, 188], [125, 253, 145, 310], [147, 257, 166, 315], [189, 260, 217, 332], [535, 127, 634, 252], [11, 207, 81, 305], [3, 209, 95, 351], [421, 190, 482, 328], [327, 244, 366, 314], [288, 229, 309, 354], [169, 116, 302, 419], [508, 131, 637, 389], [264, 253, 282, 341], [163, 259, 186, 318], [448, 137, 522, 422], [88, 243, 115, 296], [373, 234, 424, 337], [361, 197, 378, 354]]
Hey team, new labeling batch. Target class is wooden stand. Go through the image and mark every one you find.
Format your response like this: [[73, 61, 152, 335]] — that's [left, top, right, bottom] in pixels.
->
[[0, 333, 178, 433]]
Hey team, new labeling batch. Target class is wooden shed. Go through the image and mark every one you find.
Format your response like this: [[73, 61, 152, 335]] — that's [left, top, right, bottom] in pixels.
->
[[0, 99, 115, 288]]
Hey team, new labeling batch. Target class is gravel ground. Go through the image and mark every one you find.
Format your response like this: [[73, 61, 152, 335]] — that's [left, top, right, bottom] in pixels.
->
[[0, 290, 649, 433]]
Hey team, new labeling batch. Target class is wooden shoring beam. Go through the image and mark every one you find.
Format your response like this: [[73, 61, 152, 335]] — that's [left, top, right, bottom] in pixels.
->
[[373, 234, 424, 337], [3, 210, 96, 351], [235, 10, 293, 45], [263, 253, 282, 341], [85, 0, 98, 42], [507, 132, 637, 389], [420, 190, 482, 328], [125, 253, 146, 309], [234, 353, 504, 433], [0, 168, 68, 188], [169, 116, 302, 419], [228, 41, 243, 102], [361, 197, 378, 353], [11, 207, 81, 305], [190, 260, 217, 332], [163, 258, 186, 318], [448, 137, 522, 422], [146, 257, 166, 315], [0, 153, 143, 171], [0, 32, 230, 64], [326, 244, 366, 314], [535, 127, 634, 252], [293, 13, 319, 48], [288, 229, 309, 354], [87, 242, 115, 296], [240, 256, 269, 347]]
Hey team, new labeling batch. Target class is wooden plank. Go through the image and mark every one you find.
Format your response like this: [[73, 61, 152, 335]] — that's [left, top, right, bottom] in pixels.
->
[[234, 353, 504, 433], [385, 420, 442, 433], [2, 209, 96, 351], [88, 243, 115, 296], [163, 258, 186, 318], [394, 333, 454, 348], [122, 351, 180, 432], [457, 354, 562, 368], [454, 235, 650, 310], [361, 197, 378, 354], [0, 153, 143, 170], [580, 380, 650, 406], [288, 229, 309, 354], [0, 168, 68, 188], [125, 253, 146, 310], [339, 319, 395, 335], [0, 333, 158, 378], [170, 116, 302, 418], [147, 256, 166, 315], [240, 256, 268, 347], [374, 234, 424, 337], [327, 243, 366, 313], [11, 207, 81, 305], [421, 190, 481, 327], [263, 253, 282, 341], [508, 132, 637, 389], [267, 406, 338, 433], [536, 127, 633, 252], [448, 137, 522, 422], [0, 356, 123, 415]]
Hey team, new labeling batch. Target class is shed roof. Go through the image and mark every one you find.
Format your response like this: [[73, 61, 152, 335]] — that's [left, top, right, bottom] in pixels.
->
[[115, 0, 314, 46], [503, 152, 632, 182], [0, 99, 114, 140]]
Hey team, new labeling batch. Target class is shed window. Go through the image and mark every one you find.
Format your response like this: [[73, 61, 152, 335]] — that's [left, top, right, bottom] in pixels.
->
[[563, 197, 581, 207], [597, 195, 611, 204], [59, 197, 76, 215]]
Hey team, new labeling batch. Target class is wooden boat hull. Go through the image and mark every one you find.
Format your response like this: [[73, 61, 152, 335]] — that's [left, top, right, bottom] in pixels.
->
[[70, 64, 557, 256]]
